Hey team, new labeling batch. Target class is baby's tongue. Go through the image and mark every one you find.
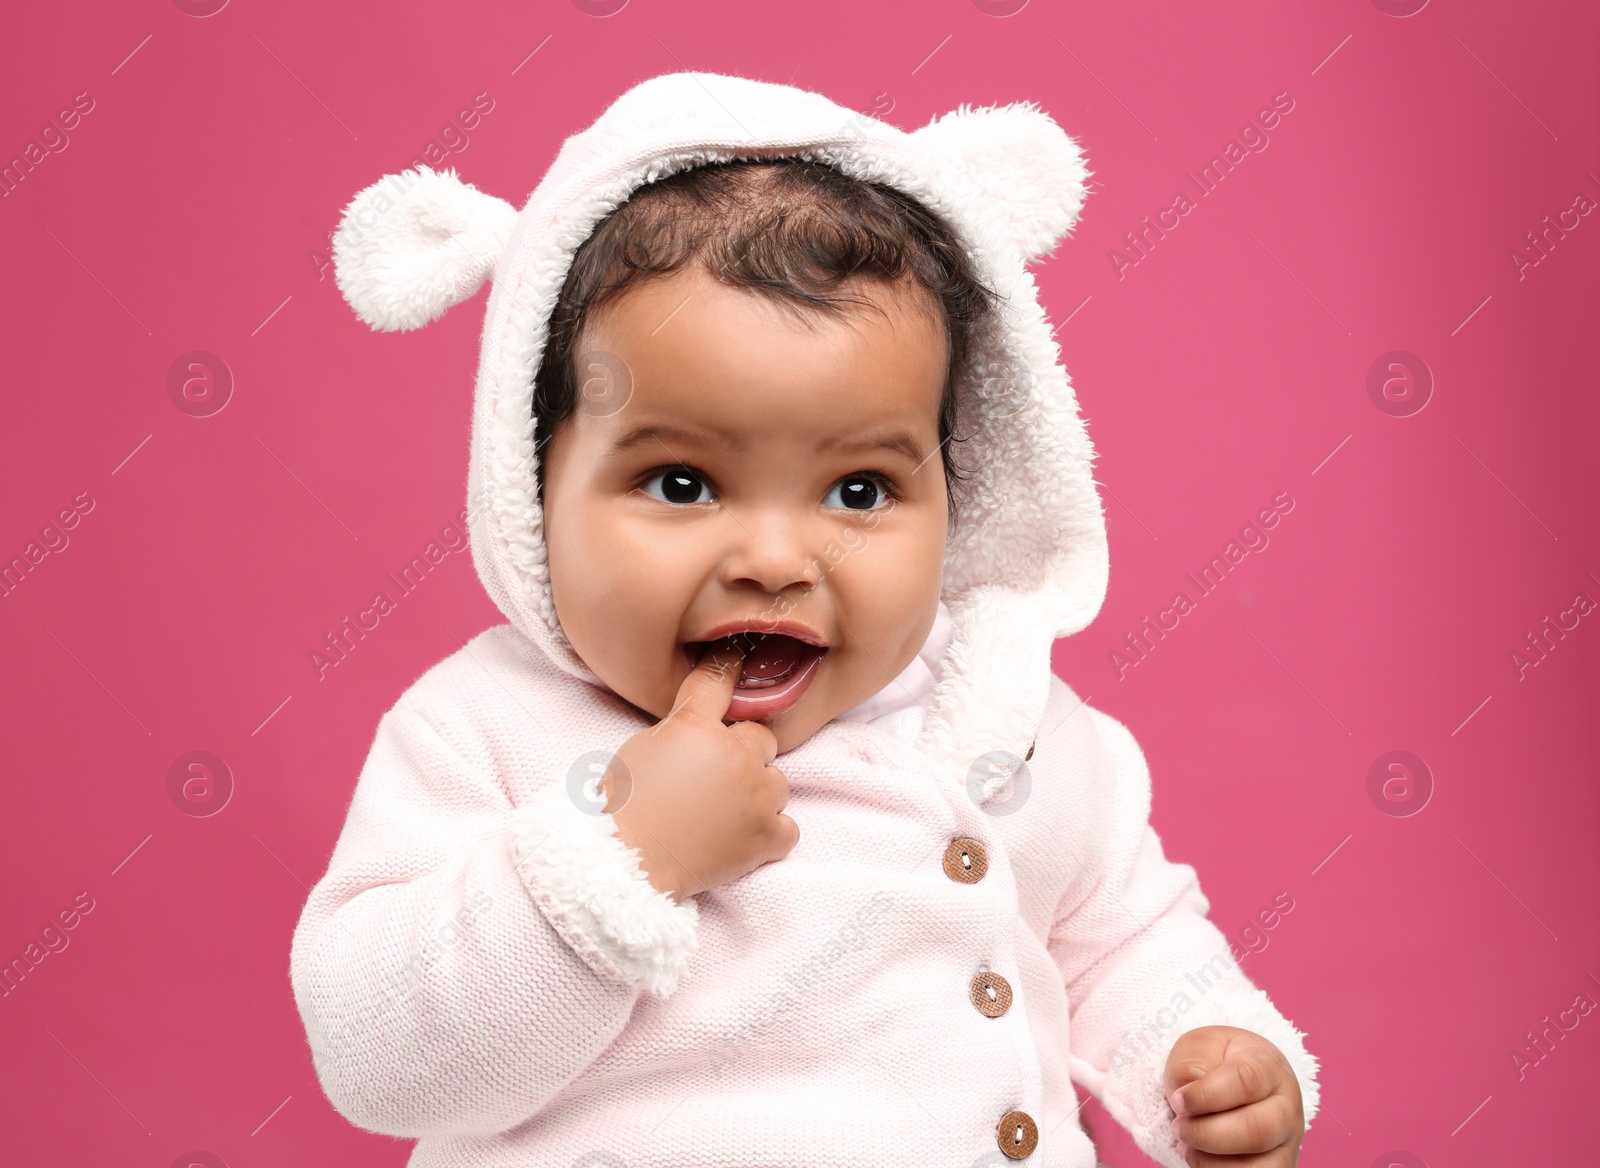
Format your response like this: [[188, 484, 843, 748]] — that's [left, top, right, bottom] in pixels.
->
[[732, 634, 807, 687]]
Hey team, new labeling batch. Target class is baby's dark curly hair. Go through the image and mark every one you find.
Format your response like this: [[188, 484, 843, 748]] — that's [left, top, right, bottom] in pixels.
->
[[530, 156, 1003, 527]]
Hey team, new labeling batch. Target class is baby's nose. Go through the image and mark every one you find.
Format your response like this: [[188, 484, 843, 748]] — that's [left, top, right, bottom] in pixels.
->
[[721, 512, 826, 595]]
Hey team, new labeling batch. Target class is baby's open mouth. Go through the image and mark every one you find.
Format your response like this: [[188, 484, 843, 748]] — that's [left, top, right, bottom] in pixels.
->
[[684, 629, 828, 719]]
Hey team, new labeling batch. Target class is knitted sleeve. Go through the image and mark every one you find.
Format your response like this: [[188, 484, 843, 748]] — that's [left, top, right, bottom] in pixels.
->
[[289, 702, 700, 1138], [1046, 709, 1320, 1167]]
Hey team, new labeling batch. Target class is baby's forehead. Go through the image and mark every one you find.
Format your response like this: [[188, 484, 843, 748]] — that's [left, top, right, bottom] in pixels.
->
[[590, 268, 946, 378], [620, 295, 937, 391]]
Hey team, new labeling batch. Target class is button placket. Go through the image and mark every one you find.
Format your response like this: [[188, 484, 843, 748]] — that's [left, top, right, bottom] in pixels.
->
[[941, 838, 1030, 1155]]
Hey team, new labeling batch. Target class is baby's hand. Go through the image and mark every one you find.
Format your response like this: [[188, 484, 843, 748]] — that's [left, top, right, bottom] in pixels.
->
[[1165, 1025, 1304, 1166], [601, 645, 799, 902]]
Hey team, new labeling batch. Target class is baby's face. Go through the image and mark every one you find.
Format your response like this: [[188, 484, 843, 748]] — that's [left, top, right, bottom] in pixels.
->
[[541, 262, 949, 754]]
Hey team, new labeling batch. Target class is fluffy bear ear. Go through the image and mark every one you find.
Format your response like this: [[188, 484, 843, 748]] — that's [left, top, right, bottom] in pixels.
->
[[332, 165, 519, 332], [913, 101, 1092, 264]]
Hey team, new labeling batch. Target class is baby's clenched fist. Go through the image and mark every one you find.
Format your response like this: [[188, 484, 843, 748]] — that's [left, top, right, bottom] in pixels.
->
[[1165, 1025, 1304, 1166]]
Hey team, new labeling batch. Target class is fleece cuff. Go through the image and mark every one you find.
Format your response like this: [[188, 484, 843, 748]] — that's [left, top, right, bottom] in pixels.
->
[[507, 783, 700, 998], [1107, 978, 1321, 1168]]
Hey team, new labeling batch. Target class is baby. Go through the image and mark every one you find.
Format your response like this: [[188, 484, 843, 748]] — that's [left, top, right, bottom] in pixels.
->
[[294, 71, 1320, 1168]]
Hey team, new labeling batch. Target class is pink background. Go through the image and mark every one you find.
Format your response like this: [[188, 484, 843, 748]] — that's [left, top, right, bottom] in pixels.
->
[[2, 0, 1595, 1164]]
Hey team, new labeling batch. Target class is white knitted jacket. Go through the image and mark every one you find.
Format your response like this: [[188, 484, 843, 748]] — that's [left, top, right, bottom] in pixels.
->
[[292, 70, 1321, 1168]]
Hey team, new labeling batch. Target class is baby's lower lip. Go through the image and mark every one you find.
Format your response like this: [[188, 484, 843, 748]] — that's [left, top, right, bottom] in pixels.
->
[[724, 648, 824, 721]]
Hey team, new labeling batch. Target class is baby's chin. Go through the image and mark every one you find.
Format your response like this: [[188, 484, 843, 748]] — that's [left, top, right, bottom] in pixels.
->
[[720, 669, 888, 755], [745, 699, 840, 755]]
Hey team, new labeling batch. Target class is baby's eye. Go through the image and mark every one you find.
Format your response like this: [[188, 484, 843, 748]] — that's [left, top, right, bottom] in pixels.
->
[[641, 466, 714, 506], [824, 472, 894, 512]]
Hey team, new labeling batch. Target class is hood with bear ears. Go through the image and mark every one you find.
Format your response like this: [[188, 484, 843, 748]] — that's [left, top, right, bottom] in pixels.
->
[[331, 69, 1107, 798]]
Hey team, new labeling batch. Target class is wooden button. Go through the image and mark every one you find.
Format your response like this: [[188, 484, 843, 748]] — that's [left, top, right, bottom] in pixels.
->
[[942, 837, 988, 883], [997, 1109, 1038, 1159], [969, 970, 1013, 1017], [1024, 740, 1035, 762]]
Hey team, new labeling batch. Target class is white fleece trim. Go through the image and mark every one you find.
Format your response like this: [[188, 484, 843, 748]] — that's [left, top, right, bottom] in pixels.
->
[[1105, 977, 1321, 1168], [507, 784, 699, 998]]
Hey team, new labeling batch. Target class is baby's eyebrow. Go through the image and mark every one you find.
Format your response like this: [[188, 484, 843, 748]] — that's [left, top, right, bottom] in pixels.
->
[[826, 430, 928, 467], [606, 423, 928, 467], [606, 422, 740, 457]]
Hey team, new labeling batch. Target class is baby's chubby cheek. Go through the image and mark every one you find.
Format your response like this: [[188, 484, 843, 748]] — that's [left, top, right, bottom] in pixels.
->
[[819, 530, 946, 711], [546, 535, 693, 720]]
